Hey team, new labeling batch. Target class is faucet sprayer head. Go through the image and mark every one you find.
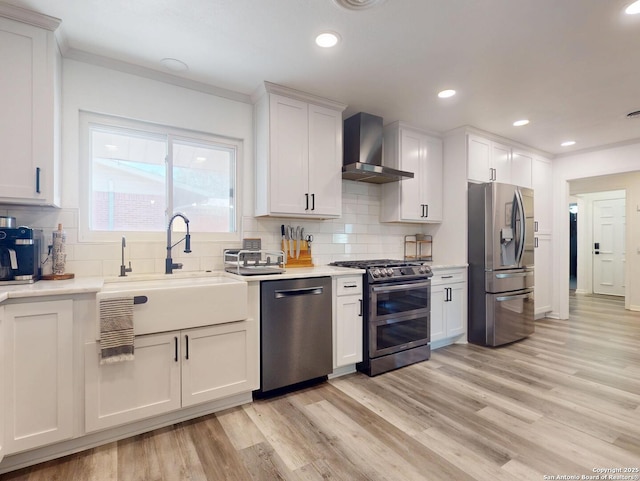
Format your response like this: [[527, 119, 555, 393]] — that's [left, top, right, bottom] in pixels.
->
[[184, 233, 191, 253]]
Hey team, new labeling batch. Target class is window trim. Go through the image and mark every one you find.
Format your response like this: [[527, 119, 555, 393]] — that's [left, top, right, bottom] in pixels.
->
[[79, 111, 242, 244]]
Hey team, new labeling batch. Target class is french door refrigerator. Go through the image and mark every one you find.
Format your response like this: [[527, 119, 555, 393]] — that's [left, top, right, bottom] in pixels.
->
[[468, 182, 534, 346]]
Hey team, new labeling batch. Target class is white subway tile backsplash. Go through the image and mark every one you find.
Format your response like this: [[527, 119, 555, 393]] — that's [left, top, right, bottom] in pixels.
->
[[2, 179, 435, 277]]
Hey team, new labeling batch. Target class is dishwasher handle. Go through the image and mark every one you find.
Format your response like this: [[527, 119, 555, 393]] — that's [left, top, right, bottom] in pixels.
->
[[274, 286, 324, 298]]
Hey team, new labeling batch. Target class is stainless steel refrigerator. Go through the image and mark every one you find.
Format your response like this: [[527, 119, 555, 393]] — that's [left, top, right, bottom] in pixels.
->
[[468, 182, 535, 346]]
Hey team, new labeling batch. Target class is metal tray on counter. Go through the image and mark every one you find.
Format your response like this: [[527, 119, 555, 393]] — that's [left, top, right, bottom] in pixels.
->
[[224, 249, 286, 276]]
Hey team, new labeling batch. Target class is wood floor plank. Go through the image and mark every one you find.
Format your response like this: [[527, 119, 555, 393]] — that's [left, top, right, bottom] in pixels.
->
[[2, 293, 639, 481]]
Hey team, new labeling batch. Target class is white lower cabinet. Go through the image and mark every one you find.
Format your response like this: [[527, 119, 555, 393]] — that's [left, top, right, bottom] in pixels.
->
[[535, 234, 553, 318], [333, 276, 363, 368], [85, 320, 257, 432], [430, 268, 467, 348], [3, 300, 74, 454]]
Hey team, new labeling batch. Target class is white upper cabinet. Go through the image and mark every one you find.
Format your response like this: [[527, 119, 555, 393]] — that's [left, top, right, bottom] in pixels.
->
[[511, 149, 533, 189], [0, 7, 61, 206], [254, 82, 346, 218], [532, 156, 553, 235], [468, 135, 511, 183], [381, 122, 443, 223]]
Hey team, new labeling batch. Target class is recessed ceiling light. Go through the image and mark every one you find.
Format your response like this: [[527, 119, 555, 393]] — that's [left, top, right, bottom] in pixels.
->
[[513, 119, 529, 127], [160, 58, 189, 72], [437, 89, 456, 98], [625, 0, 640, 14], [315, 32, 340, 48], [561, 140, 576, 147]]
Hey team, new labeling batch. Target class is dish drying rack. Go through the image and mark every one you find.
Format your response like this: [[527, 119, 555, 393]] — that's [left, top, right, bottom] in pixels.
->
[[223, 249, 286, 276]]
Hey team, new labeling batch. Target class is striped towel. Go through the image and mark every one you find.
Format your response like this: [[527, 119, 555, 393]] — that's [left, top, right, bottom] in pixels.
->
[[99, 297, 135, 364]]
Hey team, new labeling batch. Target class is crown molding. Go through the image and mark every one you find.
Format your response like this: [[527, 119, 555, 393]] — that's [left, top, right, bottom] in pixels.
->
[[64, 48, 252, 104], [0, 3, 60, 31]]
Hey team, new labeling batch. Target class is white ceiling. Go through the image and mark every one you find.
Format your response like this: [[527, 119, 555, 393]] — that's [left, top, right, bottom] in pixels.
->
[[5, 0, 640, 156]]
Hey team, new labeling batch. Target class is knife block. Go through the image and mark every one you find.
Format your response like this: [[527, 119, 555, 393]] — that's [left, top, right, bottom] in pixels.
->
[[282, 240, 314, 268]]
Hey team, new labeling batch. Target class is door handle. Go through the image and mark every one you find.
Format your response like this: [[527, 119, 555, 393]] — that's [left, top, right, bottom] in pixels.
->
[[594, 242, 600, 255]]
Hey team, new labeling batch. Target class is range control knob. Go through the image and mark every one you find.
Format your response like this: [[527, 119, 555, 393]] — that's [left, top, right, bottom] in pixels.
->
[[372, 268, 381, 278], [386, 268, 395, 277], [419, 266, 427, 274]]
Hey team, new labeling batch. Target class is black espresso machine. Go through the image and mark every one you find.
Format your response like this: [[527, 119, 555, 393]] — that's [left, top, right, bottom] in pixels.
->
[[0, 227, 43, 284]]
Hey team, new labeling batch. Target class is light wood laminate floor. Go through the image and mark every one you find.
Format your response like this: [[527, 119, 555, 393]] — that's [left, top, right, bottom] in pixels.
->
[[2, 294, 639, 480]]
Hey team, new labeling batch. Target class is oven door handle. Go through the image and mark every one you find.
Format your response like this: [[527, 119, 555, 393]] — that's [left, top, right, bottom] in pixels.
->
[[371, 280, 431, 294]]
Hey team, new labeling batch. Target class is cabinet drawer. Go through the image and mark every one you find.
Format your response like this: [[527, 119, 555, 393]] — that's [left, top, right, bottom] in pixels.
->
[[336, 276, 363, 296], [431, 268, 466, 286]]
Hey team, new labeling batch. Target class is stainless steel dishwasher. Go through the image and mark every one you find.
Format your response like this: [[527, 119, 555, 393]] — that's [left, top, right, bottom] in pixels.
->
[[260, 276, 332, 393]]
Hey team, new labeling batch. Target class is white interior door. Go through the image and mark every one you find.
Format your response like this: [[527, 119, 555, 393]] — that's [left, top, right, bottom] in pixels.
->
[[593, 198, 625, 296]]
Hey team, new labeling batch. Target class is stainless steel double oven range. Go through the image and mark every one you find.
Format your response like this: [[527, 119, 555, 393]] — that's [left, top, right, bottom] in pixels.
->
[[331, 260, 433, 376]]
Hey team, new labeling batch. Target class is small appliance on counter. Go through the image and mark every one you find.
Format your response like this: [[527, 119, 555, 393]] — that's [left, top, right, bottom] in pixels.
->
[[224, 238, 285, 276], [0, 226, 43, 284]]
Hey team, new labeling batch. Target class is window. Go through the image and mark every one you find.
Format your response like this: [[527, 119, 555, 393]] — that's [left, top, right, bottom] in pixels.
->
[[80, 113, 239, 241]]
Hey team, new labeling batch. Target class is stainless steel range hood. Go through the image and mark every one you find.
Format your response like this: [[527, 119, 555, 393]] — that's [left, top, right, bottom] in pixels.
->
[[342, 112, 414, 184]]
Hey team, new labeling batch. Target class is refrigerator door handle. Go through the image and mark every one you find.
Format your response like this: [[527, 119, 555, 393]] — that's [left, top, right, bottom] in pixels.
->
[[496, 293, 531, 302], [514, 188, 526, 266], [495, 272, 530, 278]]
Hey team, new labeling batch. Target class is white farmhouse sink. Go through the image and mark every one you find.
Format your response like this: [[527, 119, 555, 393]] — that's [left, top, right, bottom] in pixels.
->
[[97, 274, 248, 336]]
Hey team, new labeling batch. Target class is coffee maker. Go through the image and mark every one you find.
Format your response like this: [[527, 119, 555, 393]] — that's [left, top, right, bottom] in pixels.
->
[[0, 227, 43, 284]]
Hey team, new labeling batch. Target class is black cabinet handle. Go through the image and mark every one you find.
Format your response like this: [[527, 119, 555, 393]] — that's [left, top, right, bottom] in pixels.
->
[[425, 204, 429, 218], [185, 335, 189, 360], [311, 193, 315, 211], [174, 336, 178, 362], [358, 299, 363, 317], [305, 193, 309, 210], [36, 167, 41, 194]]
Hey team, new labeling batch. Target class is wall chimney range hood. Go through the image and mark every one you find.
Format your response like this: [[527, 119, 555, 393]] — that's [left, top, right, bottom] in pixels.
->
[[342, 112, 414, 184]]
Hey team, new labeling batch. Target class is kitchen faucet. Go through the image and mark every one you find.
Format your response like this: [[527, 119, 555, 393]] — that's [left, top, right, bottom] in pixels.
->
[[119, 236, 133, 277], [165, 212, 191, 274]]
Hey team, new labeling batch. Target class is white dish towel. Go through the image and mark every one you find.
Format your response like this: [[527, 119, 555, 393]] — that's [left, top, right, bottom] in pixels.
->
[[99, 297, 135, 364]]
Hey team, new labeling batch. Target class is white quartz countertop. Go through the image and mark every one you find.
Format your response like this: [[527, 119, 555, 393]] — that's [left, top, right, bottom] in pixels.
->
[[0, 264, 464, 302], [0, 277, 105, 302], [429, 264, 468, 270]]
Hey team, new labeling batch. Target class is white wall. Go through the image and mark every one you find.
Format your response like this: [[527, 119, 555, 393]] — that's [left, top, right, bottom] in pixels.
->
[[553, 142, 640, 316], [0, 59, 438, 278]]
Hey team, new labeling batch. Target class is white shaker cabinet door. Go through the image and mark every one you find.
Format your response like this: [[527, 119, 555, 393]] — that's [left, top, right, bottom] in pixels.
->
[[4, 300, 73, 454], [85, 332, 181, 433], [181, 320, 258, 407], [308, 103, 343, 216], [467, 135, 492, 182], [334, 295, 363, 368], [268, 94, 309, 215], [0, 17, 59, 206]]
